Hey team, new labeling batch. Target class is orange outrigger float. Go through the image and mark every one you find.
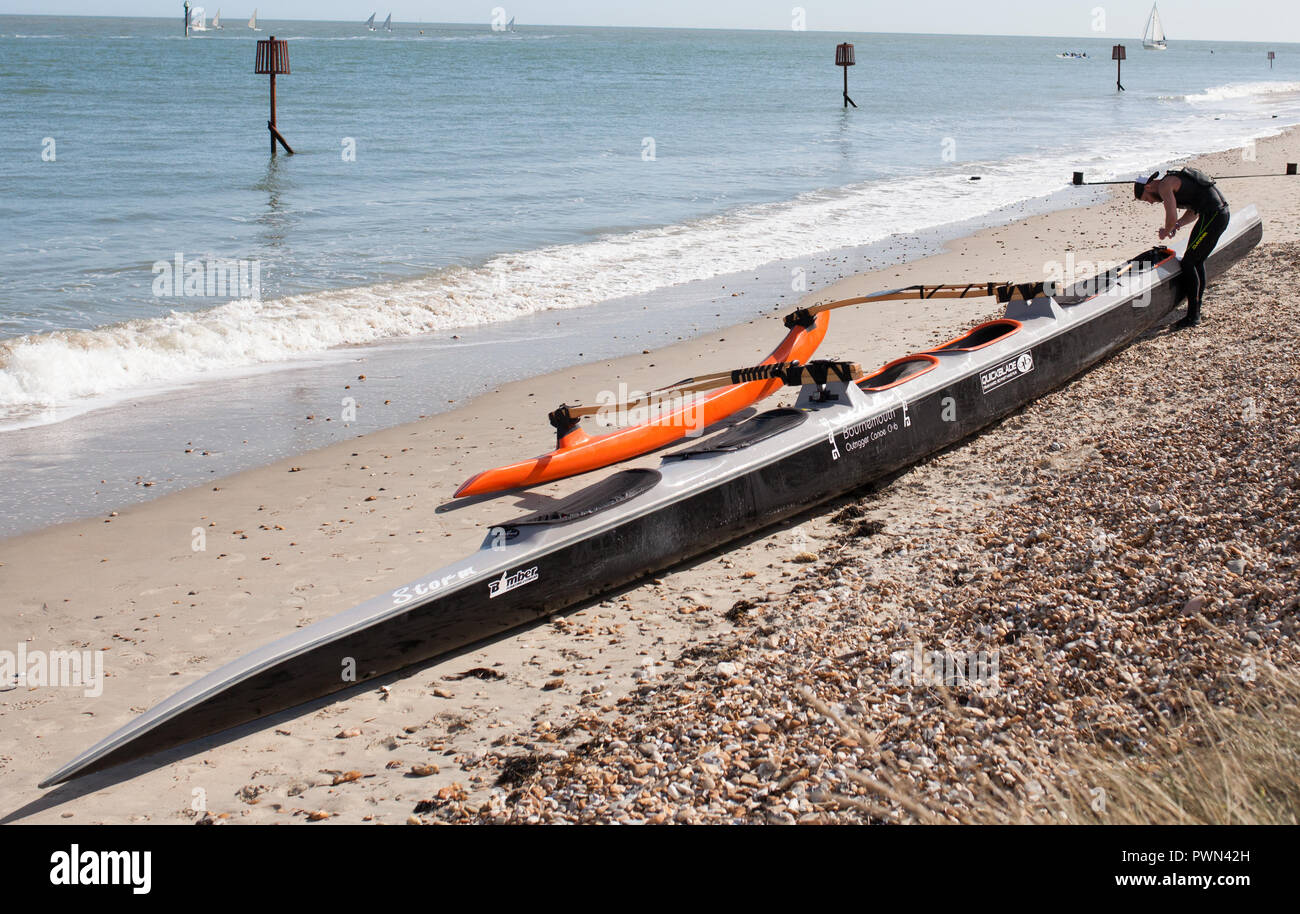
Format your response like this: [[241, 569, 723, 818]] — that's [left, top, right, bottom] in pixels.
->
[[454, 310, 830, 497], [454, 280, 1041, 499]]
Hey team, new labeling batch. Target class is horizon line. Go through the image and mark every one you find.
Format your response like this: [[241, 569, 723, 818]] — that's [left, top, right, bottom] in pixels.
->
[[0, 12, 1296, 45]]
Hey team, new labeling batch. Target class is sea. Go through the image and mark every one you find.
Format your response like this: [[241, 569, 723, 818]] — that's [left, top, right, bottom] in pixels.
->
[[1, 15, 1298, 534]]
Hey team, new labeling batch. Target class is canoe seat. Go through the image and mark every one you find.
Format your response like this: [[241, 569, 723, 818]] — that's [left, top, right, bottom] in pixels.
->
[[502, 468, 661, 527], [927, 319, 1022, 353], [1056, 246, 1176, 305], [858, 354, 939, 391], [670, 408, 807, 459]]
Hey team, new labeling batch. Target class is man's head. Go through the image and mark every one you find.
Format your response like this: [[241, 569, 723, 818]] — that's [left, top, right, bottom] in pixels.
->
[[1135, 172, 1162, 203]]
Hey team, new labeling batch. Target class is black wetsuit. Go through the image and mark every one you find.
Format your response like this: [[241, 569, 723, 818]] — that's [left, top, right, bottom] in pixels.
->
[[1169, 167, 1230, 322]]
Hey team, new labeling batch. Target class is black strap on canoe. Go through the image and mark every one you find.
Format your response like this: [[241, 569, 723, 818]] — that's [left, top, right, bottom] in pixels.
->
[[548, 404, 581, 446], [782, 359, 860, 402], [784, 360, 856, 387], [783, 307, 817, 329], [729, 362, 793, 383], [996, 282, 1047, 303]]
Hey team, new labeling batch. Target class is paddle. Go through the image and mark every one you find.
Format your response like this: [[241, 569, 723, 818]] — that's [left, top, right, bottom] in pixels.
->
[[783, 280, 1041, 329], [1072, 163, 1297, 186], [550, 360, 862, 427]]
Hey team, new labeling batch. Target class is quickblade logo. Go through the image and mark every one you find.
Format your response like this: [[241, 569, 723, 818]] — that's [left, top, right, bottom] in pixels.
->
[[488, 565, 539, 599], [980, 351, 1034, 394], [50, 845, 151, 894]]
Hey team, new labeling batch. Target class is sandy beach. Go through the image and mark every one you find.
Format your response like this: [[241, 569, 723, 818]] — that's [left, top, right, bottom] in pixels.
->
[[3, 128, 1298, 824]]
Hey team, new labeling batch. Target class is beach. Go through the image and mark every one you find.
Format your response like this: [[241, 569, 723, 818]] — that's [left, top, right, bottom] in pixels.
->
[[2, 124, 1297, 824]]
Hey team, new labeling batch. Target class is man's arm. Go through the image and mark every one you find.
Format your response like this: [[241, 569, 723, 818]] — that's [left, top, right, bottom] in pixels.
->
[[1160, 182, 1180, 235]]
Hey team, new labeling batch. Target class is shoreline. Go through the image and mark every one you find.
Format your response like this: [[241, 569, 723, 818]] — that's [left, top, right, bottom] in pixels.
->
[[2, 127, 1298, 822], [6, 95, 1300, 531], [0, 185, 1105, 539]]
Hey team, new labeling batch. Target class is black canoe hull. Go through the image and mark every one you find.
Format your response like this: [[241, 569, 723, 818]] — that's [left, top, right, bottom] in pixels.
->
[[41, 211, 1262, 786]]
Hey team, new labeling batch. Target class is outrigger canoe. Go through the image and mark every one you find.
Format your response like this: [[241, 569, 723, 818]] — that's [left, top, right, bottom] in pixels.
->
[[41, 206, 1261, 786], [454, 310, 829, 498]]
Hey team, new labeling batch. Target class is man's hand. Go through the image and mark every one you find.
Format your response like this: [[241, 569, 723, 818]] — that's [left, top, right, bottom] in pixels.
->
[[1159, 225, 1178, 240]]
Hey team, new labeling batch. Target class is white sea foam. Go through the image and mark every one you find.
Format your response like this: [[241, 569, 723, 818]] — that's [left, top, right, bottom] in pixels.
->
[[1162, 81, 1300, 103], [0, 162, 1073, 426]]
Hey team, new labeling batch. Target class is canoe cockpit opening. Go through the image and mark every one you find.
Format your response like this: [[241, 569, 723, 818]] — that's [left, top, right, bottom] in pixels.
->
[[857, 354, 940, 391], [927, 319, 1022, 353], [1055, 246, 1177, 305], [500, 468, 661, 529]]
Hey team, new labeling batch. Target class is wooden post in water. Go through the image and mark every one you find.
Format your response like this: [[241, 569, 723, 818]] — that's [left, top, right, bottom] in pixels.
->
[[1112, 44, 1126, 92], [184, 1, 191, 37], [1268, 51, 1275, 69], [255, 36, 294, 155], [836, 43, 857, 109]]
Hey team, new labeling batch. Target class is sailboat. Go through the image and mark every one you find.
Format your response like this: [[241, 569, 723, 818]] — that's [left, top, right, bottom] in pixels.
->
[[189, 6, 207, 31], [383, 12, 392, 32], [365, 12, 376, 31], [508, 15, 516, 31], [1143, 3, 1167, 50], [248, 9, 260, 31], [211, 8, 222, 29]]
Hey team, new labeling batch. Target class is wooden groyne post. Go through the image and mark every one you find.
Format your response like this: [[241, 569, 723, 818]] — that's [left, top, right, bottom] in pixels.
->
[[1113, 44, 1126, 92], [836, 43, 857, 109], [255, 36, 295, 155], [1268, 51, 1275, 69]]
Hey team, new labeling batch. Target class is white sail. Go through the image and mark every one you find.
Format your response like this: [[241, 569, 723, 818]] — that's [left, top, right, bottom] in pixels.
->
[[508, 15, 516, 30], [366, 13, 375, 30], [1143, 3, 1167, 50], [248, 9, 259, 30], [383, 13, 392, 31], [189, 6, 207, 31], [212, 8, 222, 29]]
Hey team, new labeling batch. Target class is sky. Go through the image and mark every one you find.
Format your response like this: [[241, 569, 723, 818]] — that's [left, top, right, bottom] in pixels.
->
[[1, 1, 1297, 43]]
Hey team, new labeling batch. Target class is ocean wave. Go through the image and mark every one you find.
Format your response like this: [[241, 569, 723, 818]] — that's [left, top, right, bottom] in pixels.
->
[[0, 164, 1060, 426], [1162, 81, 1300, 103]]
